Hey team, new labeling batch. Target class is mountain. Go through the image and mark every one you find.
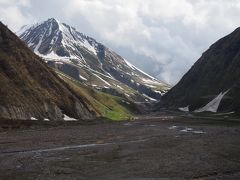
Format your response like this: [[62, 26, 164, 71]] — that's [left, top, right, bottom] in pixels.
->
[[18, 18, 170, 102], [161, 27, 240, 114], [0, 21, 98, 121]]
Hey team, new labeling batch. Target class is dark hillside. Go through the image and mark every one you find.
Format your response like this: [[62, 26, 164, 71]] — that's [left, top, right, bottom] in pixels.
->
[[0, 22, 97, 121], [161, 28, 240, 113]]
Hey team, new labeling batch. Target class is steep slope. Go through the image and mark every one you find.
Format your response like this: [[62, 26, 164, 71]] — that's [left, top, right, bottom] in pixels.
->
[[57, 72, 138, 120], [161, 27, 240, 113], [18, 18, 170, 102], [0, 22, 97, 121]]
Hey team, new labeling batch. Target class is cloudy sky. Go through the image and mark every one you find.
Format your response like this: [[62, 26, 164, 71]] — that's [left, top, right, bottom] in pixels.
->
[[1, 0, 240, 85]]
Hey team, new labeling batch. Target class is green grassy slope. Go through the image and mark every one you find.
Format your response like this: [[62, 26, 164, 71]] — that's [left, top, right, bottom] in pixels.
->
[[57, 72, 137, 121]]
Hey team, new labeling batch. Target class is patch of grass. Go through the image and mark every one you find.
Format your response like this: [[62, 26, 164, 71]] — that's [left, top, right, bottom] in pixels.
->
[[57, 72, 135, 121], [97, 96, 134, 121]]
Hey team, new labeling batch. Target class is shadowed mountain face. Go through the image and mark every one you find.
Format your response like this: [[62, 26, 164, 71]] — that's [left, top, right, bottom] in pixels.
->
[[161, 27, 240, 113], [18, 18, 170, 103], [0, 22, 97, 121]]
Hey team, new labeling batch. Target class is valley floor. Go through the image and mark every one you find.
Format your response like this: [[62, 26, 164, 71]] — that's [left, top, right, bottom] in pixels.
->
[[1, 115, 240, 179]]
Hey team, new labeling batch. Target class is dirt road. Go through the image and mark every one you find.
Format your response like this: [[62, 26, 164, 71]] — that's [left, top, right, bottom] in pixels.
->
[[0, 116, 240, 179]]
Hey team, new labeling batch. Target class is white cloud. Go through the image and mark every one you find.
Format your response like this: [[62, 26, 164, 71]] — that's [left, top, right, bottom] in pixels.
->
[[2, 0, 240, 85], [0, 0, 33, 31], [60, 0, 240, 84]]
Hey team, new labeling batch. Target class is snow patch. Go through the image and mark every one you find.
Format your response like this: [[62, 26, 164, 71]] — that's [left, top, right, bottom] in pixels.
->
[[142, 78, 163, 86], [83, 39, 97, 55], [155, 90, 165, 96], [63, 114, 77, 121], [93, 74, 111, 86], [125, 93, 130, 97], [145, 84, 157, 88], [194, 90, 229, 113], [34, 36, 43, 54], [55, 61, 64, 65], [124, 59, 158, 81], [79, 75, 87, 81], [178, 106, 189, 112], [124, 59, 135, 70], [116, 85, 124, 90], [143, 94, 158, 102], [122, 100, 130, 105], [30, 117, 38, 121]]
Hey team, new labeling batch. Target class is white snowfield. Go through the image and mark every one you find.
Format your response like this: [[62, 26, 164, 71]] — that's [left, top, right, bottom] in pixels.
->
[[178, 90, 230, 113], [195, 90, 230, 113], [18, 18, 97, 64]]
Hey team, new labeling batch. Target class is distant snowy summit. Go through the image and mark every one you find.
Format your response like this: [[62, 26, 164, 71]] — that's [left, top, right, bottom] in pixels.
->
[[18, 18, 170, 102], [17, 18, 99, 64]]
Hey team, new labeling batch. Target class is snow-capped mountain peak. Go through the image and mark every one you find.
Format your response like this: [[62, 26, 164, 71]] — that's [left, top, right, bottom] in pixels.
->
[[18, 18, 170, 102], [18, 18, 98, 64]]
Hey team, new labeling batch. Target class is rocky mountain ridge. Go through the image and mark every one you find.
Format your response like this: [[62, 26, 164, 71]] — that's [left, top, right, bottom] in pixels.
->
[[18, 18, 170, 103]]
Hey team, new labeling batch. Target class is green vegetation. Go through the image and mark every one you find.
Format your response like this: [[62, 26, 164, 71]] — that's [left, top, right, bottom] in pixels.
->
[[57, 71, 136, 121]]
